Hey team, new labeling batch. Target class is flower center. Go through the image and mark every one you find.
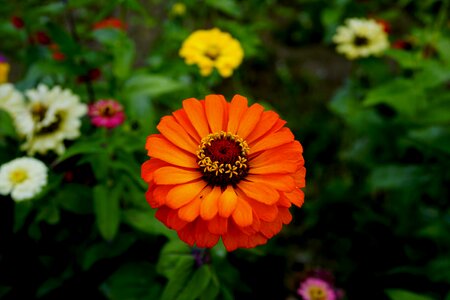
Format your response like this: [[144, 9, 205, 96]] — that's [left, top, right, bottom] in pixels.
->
[[99, 104, 116, 117], [205, 45, 220, 60], [197, 131, 249, 187], [308, 286, 327, 300], [9, 169, 28, 184], [353, 35, 369, 46], [36, 112, 64, 136], [31, 103, 48, 122]]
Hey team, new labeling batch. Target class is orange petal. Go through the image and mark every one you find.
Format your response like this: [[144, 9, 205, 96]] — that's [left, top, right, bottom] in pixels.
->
[[247, 233, 268, 249], [259, 219, 283, 239], [232, 198, 253, 227], [283, 189, 304, 207], [249, 142, 303, 174], [249, 127, 294, 154], [227, 95, 248, 134], [244, 196, 278, 222], [222, 223, 240, 251], [157, 116, 198, 153], [148, 185, 173, 208], [165, 180, 207, 209], [239, 211, 260, 235], [153, 166, 202, 185], [278, 193, 292, 207], [178, 186, 212, 222], [172, 108, 201, 141], [200, 186, 222, 220], [246, 173, 295, 192], [293, 166, 306, 188], [278, 206, 292, 224], [182, 98, 210, 138], [155, 206, 170, 226], [205, 95, 227, 133], [236, 103, 264, 139], [177, 222, 196, 246], [141, 159, 168, 183], [195, 220, 220, 248], [146, 134, 198, 168], [237, 181, 279, 205], [218, 185, 238, 217], [207, 216, 228, 235], [167, 209, 189, 230], [245, 110, 280, 144]]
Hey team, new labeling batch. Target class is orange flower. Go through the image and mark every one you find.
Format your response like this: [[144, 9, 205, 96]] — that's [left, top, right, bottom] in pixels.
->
[[141, 95, 306, 251]]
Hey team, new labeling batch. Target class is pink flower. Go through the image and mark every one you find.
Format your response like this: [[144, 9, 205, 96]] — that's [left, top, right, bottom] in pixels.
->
[[88, 99, 125, 129], [297, 278, 337, 300]]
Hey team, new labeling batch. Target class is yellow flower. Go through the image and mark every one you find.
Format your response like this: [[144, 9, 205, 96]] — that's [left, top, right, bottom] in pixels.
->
[[333, 18, 389, 60], [179, 28, 244, 78], [171, 2, 186, 16], [0, 62, 10, 84]]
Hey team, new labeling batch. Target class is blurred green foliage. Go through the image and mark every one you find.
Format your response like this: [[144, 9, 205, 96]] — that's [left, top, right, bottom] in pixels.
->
[[0, 0, 449, 299]]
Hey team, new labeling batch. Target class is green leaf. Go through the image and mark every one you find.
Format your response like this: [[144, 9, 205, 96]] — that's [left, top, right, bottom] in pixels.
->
[[199, 279, 220, 300], [112, 36, 135, 80], [205, 0, 242, 18], [363, 78, 426, 116], [176, 265, 212, 300], [122, 208, 176, 239], [81, 234, 136, 270], [156, 240, 192, 278], [101, 262, 162, 300], [436, 37, 450, 64], [111, 159, 146, 189], [368, 165, 427, 190], [414, 60, 450, 88], [36, 200, 60, 225], [54, 184, 92, 214], [124, 73, 185, 99], [385, 48, 422, 69], [14, 201, 33, 232], [385, 289, 435, 300], [160, 257, 195, 300], [0, 110, 17, 138], [94, 183, 122, 241], [46, 23, 81, 57], [55, 139, 105, 164], [91, 28, 123, 45], [221, 287, 234, 300], [408, 126, 450, 155]]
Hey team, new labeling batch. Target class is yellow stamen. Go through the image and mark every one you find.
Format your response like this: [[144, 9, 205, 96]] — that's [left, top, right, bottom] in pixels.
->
[[9, 169, 28, 184]]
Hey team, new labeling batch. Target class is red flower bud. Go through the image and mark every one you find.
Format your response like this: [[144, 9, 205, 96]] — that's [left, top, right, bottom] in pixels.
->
[[36, 31, 52, 45], [52, 52, 65, 61], [11, 16, 24, 29], [88, 68, 101, 81]]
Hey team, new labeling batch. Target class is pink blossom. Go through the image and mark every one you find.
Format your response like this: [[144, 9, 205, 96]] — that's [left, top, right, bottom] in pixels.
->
[[297, 278, 337, 300], [88, 99, 125, 129]]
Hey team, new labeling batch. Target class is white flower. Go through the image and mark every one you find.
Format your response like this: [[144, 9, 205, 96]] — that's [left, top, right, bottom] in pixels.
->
[[333, 18, 389, 60], [0, 83, 33, 136], [0, 157, 48, 201], [21, 84, 87, 155]]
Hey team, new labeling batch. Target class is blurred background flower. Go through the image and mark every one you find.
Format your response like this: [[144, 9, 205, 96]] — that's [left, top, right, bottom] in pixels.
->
[[179, 28, 244, 77], [88, 99, 125, 129], [0, 157, 48, 201]]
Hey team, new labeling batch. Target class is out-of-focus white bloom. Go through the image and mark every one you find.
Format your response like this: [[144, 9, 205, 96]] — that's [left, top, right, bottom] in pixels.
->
[[333, 18, 389, 60], [0, 157, 48, 201], [21, 84, 87, 155], [0, 83, 33, 135]]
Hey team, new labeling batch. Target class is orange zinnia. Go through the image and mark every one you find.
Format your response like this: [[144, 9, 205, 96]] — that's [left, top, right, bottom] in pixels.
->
[[141, 95, 306, 251]]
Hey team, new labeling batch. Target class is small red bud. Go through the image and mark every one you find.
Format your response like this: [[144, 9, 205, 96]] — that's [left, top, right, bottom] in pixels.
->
[[11, 16, 24, 29]]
